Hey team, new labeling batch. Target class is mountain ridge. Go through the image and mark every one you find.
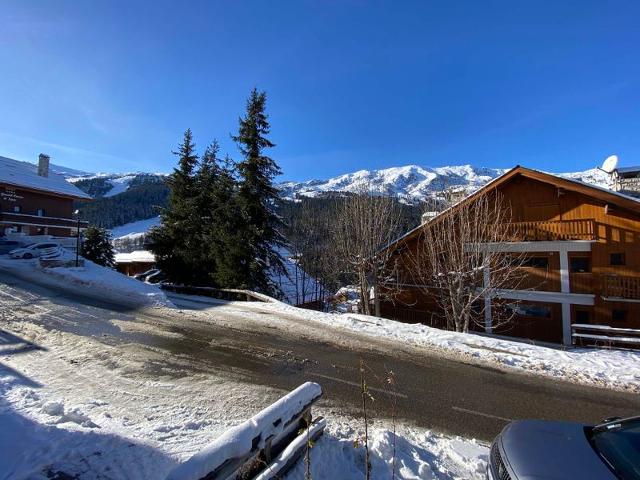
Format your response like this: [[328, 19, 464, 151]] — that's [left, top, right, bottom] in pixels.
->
[[65, 163, 612, 202]]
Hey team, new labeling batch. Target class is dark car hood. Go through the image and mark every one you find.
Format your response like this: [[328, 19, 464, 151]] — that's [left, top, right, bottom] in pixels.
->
[[500, 420, 616, 480]]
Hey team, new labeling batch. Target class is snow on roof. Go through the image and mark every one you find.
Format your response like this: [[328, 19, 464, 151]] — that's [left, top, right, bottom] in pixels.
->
[[114, 250, 156, 263], [0, 155, 91, 199]]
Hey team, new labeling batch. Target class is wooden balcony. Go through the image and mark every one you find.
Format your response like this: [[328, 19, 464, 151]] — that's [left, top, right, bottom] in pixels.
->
[[0, 211, 88, 230], [602, 275, 640, 301], [504, 219, 596, 241]]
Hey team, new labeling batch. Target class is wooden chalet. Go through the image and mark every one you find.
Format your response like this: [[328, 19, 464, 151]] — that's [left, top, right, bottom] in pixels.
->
[[0, 154, 90, 237], [381, 166, 640, 346]]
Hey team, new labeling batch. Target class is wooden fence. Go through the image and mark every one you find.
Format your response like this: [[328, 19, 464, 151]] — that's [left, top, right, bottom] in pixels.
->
[[572, 323, 640, 350], [161, 284, 277, 303], [602, 275, 640, 300]]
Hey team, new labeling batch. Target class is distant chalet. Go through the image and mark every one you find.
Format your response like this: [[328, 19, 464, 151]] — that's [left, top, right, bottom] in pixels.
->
[[0, 154, 91, 237]]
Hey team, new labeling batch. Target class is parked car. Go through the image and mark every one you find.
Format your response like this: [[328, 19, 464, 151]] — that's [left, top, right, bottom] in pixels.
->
[[487, 416, 640, 479], [0, 240, 26, 255], [134, 268, 159, 281], [9, 242, 60, 259]]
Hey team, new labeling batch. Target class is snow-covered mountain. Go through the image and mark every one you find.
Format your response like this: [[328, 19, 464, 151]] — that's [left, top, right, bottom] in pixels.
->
[[67, 172, 167, 198], [61, 163, 613, 203], [278, 164, 612, 203]]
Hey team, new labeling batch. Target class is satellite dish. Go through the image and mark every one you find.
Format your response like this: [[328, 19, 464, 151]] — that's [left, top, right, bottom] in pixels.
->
[[601, 155, 619, 173]]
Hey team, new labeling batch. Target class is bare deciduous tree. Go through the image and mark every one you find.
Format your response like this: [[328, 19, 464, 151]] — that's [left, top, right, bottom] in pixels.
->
[[407, 191, 525, 332], [333, 184, 403, 316]]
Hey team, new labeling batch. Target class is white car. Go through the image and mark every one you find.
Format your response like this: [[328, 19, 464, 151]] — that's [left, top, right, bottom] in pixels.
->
[[9, 242, 61, 259]]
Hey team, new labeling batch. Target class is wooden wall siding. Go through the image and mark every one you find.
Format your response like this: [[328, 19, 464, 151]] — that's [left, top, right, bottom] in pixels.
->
[[381, 171, 640, 343], [0, 183, 81, 237], [0, 183, 75, 218]]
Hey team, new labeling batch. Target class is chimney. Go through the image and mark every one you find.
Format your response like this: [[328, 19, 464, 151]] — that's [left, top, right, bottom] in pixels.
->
[[38, 153, 50, 177]]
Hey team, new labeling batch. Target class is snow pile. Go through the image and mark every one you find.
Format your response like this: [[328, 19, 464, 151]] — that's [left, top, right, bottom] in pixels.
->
[[166, 382, 322, 480], [0, 254, 171, 308], [329, 286, 361, 313], [287, 425, 488, 480], [260, 304, 640, 392]]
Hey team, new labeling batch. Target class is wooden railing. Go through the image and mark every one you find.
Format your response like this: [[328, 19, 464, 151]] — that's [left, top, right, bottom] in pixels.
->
[[572, 324, 640, 349], [166, 382, 325, 480], [503, 219, 597, 241], [602, 275, 640, 300]]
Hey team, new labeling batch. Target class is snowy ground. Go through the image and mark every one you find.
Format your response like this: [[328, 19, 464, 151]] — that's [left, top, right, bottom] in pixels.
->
[[0, 288, 487, 479], [0, 254, 171, 308]]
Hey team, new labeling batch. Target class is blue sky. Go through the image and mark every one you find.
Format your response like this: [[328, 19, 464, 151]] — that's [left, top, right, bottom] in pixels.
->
[[1, 1, 639, 181]]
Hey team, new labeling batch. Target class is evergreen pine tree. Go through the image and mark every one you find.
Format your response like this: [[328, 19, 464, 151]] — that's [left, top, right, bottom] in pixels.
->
[[193, 141, 230, 285], [232, 88, 285, 294], [148, 129, 200, 283], [81, 226, 115, 267]]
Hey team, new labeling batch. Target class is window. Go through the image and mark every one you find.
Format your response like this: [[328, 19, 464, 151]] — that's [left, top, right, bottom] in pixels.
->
[[570, 257, 591, 273], [522, 256, 549, 268], [36, 208, 45, 217], [13, 205, 21, 213], [575, 310, 590, 324], [610, 253, 626, 266], [612, 309, 628, 323], [506, 303, 552, 318]]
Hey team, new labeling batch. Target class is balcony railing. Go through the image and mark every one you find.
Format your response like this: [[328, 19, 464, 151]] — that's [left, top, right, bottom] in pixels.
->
[[0, 211, 88, 229], [504, 219, 596, 241], [602, 275, 640, 300]]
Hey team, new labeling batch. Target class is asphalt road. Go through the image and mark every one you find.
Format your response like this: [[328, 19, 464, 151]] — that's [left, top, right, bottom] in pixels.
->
[[1, 271, 639, 443]]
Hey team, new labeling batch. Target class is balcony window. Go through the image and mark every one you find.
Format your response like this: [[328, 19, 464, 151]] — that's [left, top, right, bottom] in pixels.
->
[[522, 256, 549, 269], [612, 309, 628, 323], [506, 303, 551, 318], [570, 257, 591, 273], [13, 205, 21, 213], [575, 309, 590, 323], [610, 253, 626, 266], [36, 208, 45, 217]]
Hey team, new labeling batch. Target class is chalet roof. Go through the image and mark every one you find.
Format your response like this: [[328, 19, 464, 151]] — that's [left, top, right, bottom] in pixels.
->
[[0, 155, 91, 200], [114, 250, 155, 264], [383, 165, 640, 251]]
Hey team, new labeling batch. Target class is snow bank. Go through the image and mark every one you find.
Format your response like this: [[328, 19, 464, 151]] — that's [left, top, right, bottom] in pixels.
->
[[166, 382, 322, 480], [285, 423, 488, 480], [262, 304, 640, 392], [0, 255, 172, 308]]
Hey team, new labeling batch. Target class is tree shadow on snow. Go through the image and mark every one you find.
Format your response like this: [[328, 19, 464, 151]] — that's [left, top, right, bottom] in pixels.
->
[[0, 343, 176, 479]]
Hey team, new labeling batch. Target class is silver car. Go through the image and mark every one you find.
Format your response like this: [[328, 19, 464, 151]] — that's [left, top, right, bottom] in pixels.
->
[[9, 242, 60, 259], [488, 416, 640, 479]]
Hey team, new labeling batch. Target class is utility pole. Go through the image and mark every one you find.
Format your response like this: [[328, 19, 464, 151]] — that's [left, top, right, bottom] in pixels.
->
[[74, 209, 80, 267]]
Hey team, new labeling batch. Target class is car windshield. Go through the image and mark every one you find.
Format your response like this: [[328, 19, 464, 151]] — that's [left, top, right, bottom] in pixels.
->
[[591, 418, 640, 480]]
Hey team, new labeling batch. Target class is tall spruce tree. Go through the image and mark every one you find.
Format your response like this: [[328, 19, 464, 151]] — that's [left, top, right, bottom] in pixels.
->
[[194, 141, 236, 285], [81, 226, 115, 267], [148, 129, 200, 283], [232, 88, 285, 294]]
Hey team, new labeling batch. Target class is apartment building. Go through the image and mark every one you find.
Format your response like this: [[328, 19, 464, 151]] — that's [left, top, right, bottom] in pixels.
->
[[381, 166, 640, 346], [0, 154, 90, 237]]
